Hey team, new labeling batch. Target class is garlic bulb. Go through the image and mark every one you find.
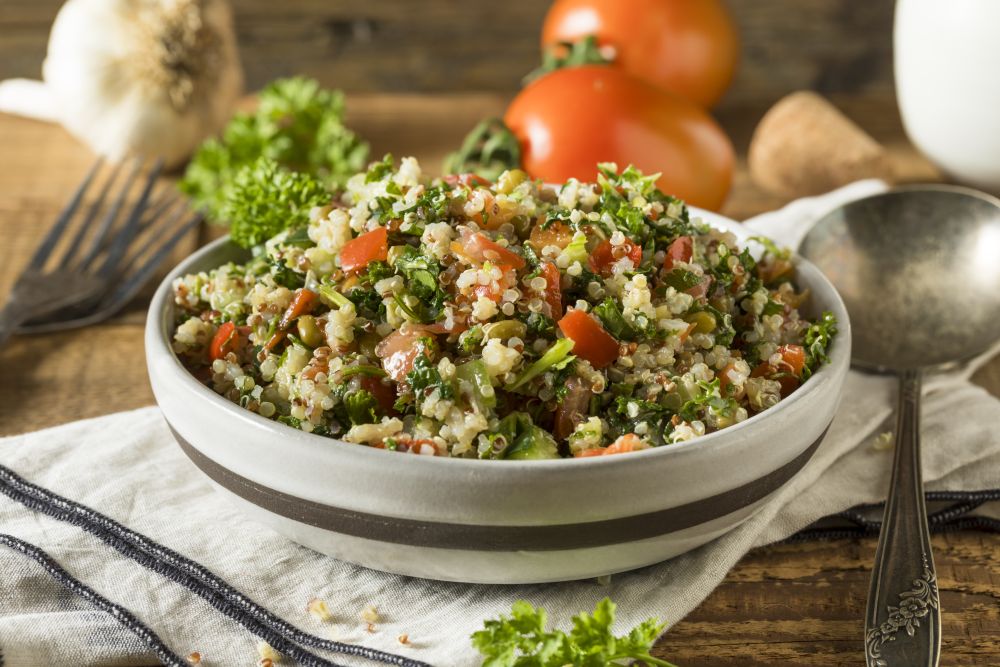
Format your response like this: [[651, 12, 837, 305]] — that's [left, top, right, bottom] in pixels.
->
[[42, 0, 243, 168]]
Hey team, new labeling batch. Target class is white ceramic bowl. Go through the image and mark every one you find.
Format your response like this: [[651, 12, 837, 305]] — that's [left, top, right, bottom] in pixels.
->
[[146, 211, 850, 584]]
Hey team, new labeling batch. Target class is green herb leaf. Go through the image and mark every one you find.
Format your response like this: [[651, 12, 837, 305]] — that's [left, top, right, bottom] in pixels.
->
[[343, 389, 379, 426], [221, 157, 330, 248], [478, 412, 559, 461], [662, 269, 701, 292], [455, 359, 497, 410], [801, 311, 838, 380], [592, 298, 636, 340], [407, 353, 454, 400], [524, 35, 613, 85], [506, 338, 575, 391], [472, 598, 675, 667], [749, 235, 791, 260], [337, 365, 387, 380], [181, 76, 368, 223], [443, 117, 522, 182]]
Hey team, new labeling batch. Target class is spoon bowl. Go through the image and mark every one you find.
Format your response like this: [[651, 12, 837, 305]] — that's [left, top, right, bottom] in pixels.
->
[[801, 184, 1000, 667], [801, 185, 1000, 371]]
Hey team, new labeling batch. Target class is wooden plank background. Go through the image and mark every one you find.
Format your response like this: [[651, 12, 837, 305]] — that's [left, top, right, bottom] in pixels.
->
[[0, 0, 895, 105]]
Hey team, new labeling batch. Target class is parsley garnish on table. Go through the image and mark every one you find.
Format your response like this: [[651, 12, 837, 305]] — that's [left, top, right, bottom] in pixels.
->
[[472, 598, 677, 666]]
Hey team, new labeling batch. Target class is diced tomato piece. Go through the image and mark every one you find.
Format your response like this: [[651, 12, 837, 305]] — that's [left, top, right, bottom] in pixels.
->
[[540, 262, 563, 319], [554, 376, 589, 441], [605, 433, 645, 454], [340, 227, 388, 274], [265, 288, 320, 351], [588, 239, 643, 275], [453, 232, 526, 270], [444, 173, 492, 188], [375, 328, 425, 382], [385, 437, 441, 455], [360, 375, 398, 415], [472, 191, 509, 230], [283, 289, 319, 325], [473, 283, 501, 301], [685, 274, 713, 299], [750, 344, 805, 397], [778, 345, 806, 377], [375, 324, 449, 382], [422, 320, 468, 335], [778, 344, 806, 376], [406, 438, 442, 455], [677, 322, 697, 344], [663, 236, 693, 270], [209, 321, 238, 361], [574, 434, 645, 458], [558, 309, 619, 369], [528, 220, 573, 252], [575, 447, 608, 458], [470, 263, 516, 302], [753, 344, 806, 378]]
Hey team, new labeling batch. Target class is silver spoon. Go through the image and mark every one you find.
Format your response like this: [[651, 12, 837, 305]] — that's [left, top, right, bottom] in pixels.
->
[[800, 184, 1000, 667]]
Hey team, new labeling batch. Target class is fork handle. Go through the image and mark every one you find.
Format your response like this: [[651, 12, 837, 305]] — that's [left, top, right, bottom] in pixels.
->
[[864, 368, 941, 667]]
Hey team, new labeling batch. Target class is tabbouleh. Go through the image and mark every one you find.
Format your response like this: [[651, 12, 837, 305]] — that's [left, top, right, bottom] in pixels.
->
[[171, 157, 836, 459]]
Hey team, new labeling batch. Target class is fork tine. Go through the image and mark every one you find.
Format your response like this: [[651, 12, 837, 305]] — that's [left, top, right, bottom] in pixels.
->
[[116, 195, 188, 276], [27, 158, 103, 270], [58, 159, 125, 269], [137, 188, 182, 236], [15, 204, 193, 333], [76, 157, 143, 271], [96, 158, 164, 277], [105, 211, 203, 311]]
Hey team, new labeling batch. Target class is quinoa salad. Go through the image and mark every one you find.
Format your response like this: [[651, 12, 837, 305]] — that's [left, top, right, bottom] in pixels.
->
[[171, 157, 836, 460]]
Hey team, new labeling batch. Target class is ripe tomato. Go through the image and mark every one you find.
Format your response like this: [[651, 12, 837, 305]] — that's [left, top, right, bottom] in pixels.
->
[[504, 66, 734, 211], [542, 0, 739, 108]]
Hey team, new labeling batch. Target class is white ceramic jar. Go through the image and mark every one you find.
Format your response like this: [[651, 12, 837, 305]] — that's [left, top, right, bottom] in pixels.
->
[[895, 0, 1000, 192]]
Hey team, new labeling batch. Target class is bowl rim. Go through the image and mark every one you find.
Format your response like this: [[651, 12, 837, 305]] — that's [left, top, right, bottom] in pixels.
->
[[147, 208, 851, 471]]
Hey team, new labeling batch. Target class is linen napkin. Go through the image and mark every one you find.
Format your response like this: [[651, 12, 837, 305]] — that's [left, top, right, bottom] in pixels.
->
[[2, 181, 999, 667]]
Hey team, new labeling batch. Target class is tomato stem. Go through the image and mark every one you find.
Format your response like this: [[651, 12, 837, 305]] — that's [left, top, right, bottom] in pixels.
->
[[442, 117, 522, 182], [524, 34, 614, 85]]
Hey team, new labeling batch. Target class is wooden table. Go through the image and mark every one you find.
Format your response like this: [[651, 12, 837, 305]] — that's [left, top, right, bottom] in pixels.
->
[[1, 93, 997, 665]]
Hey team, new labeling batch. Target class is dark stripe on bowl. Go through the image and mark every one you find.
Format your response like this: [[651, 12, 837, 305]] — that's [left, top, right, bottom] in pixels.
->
[[170, 424, 828, 551]]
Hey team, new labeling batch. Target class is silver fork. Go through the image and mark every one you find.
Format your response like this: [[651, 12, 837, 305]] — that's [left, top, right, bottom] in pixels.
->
[[0, 157, 203, 345]]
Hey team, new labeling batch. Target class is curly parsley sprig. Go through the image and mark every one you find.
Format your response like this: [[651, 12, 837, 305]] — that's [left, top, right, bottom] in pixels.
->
[[181, 76, 368, 225], [220, 157, 330, 249], [472, 598, 677, 667]]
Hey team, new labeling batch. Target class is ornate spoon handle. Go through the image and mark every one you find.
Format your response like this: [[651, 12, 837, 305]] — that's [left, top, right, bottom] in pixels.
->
[[865, 368, 941, 667]]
